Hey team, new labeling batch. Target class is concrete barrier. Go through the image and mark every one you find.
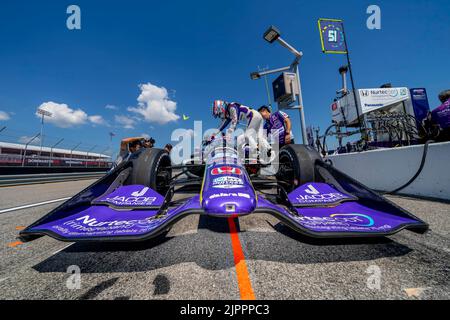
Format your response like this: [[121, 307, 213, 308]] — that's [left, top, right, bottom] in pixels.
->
[[328, 142, 450, 201], [0, 166, 109, 175]]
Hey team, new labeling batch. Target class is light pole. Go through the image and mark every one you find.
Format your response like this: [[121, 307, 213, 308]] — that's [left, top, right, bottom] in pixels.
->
[[109, 132, 115, 161], [257, 65, 272, 109], [49, 138, 64, 167], [36, 108, 53, 156], [99, 147, 110, 168], [340, 23, 367, 139], [251, 26, 308, 144], [86, 145, 97, 168], [69, 142, 82, 167], [21, 133, 41, 167]]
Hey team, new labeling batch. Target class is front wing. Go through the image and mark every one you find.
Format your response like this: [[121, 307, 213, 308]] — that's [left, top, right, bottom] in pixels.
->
[[20, 182, 427, 242]]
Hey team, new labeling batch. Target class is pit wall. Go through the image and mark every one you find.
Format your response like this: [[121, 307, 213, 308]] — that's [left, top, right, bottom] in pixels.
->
[[328, 141, 450, 201]]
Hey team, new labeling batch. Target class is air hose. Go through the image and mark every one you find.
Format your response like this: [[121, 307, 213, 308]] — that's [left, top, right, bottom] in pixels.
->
[[321, 124, 336, 156], [384, 140, 434, 195]]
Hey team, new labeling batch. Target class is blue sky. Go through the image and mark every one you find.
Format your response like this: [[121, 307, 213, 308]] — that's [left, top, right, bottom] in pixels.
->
[[0, 0, 448, 156]]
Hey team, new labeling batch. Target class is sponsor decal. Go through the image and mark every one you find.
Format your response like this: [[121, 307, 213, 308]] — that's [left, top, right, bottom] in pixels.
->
[[95, 186, 161, 207], [358, 88, 410, 98], [296, 193, 349, 204], [389, 89, 399, 97], [208, 192, 250, 200], [292, 184, 353, 205], [53, 215, 163, 236], [73, 215, 155, 227], [211, 166, 242, 176], [131, 187, 149, 197], [330, 213, 374, 227], [304, 184, 320, 195], [104, 196, 157, 206], [358, 87, 410, 114], [212, 176, 244, 189]]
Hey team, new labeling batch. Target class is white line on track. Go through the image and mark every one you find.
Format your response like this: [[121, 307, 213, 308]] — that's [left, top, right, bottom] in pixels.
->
[[0, 197, 71, 214], [52, 243, 73, 255]]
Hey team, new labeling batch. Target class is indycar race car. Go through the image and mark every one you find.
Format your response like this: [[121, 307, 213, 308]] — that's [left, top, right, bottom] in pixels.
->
[[20, 136, 428, 243]]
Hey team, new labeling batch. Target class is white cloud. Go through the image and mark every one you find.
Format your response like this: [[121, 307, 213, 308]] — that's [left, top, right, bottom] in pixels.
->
[[88, 115, 108, 126], [0, 111, 10, 121], [36, 102, 88, 128], [140, 133, 150, 139], [115, 115, 135, 129], [36, 101, 108, 128], [128, 83, 180, 125], [19, 135, 41, 144], [105, 104, 118, 110]]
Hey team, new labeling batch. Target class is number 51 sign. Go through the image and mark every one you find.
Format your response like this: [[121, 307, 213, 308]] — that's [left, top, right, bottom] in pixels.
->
[[318, 18, 347, 54]]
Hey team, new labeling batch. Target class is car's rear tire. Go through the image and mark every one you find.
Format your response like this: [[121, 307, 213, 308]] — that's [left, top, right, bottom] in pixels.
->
[[185, 155, 205, 178], [276, 144, 321, 192], [130, 148, 172, 195]]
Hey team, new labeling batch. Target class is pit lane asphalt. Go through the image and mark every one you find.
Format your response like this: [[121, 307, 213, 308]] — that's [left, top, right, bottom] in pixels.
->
[[0, 180, 448, 299]]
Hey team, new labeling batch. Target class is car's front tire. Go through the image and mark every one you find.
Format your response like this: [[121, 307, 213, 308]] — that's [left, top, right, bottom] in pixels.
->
[[276, 144, 321, 192], [130, 148, 172, 195]]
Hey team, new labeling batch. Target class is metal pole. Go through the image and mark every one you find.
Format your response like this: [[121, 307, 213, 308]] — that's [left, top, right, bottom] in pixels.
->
[[0, 126, 6, 133], [70, 142, 82, 167], [49, 138, 64, 167], [276, 36, 307, 144], [254, 66, 292, 77], [100, 147, 110, 168], [109, 133, 113, 162], [341, 23, 366, 139], [294, 61, 308, 145], [258, 66, 272, 108], [263, 74, 272, 108], [39, 113, 44, 156], [277, 37, 302, 57], [86, 145, 97, 168]]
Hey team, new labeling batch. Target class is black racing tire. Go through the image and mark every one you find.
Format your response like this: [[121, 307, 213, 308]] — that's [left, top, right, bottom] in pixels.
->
[[276, 144, 321, 192], [438, 90, 450, 103], [130, 148, 172, 195]]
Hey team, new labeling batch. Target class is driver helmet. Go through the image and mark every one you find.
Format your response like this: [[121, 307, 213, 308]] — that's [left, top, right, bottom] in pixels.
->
[[212, 100, 227, 119]]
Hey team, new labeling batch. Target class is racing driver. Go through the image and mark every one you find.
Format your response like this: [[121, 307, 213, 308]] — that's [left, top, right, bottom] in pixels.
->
[[211, 100, 271, 159]]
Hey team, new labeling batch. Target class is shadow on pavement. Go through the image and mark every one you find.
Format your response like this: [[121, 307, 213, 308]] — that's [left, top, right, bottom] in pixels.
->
[[77, 277, 119, 300]]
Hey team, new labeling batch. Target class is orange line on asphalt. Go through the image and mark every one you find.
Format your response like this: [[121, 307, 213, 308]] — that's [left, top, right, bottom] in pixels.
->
[[8, 241, 23, 248], [227, 217, 255, 300], [15, 226, 26, 231]]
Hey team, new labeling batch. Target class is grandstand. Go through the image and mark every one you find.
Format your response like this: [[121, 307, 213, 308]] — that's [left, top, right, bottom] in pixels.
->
[[0, 141, 111, 167]]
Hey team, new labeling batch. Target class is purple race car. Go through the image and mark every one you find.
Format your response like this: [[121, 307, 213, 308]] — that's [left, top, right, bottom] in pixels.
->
[[20, 136, 428, 242]]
